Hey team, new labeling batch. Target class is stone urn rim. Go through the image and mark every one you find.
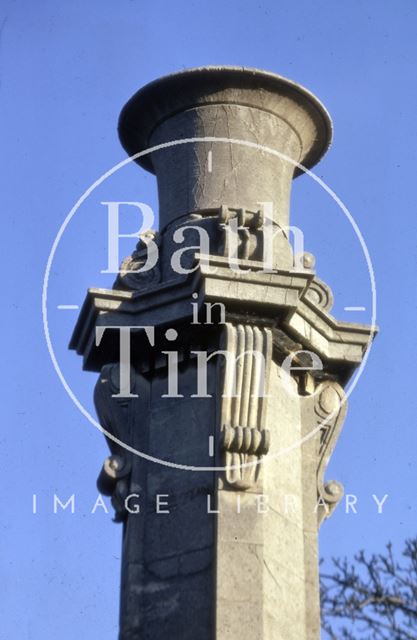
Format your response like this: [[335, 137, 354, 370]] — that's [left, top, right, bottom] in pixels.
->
[[118, 65, 333, 176]]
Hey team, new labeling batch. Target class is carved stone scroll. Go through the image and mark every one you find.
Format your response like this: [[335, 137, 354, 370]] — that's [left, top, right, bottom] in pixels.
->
[[314, 381, 347, 525], [220, 323, 273, 490], [94, 363, 143, 521]]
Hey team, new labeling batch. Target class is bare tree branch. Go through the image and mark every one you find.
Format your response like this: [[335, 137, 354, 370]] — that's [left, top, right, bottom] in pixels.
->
[[321, 537, 417, 639]]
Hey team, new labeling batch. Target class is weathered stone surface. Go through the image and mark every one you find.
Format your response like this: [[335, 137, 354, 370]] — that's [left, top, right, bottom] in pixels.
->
[[71, 66, 375, 639]]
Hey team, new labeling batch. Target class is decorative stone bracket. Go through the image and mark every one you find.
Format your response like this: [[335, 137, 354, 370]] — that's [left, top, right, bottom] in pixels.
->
[[219, 323, 273, 490], [313, 381, 347, 526], [93, 363, 140, 522]]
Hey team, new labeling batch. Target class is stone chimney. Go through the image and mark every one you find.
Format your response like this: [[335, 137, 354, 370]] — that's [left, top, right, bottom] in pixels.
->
[[119, 67, 331, 231], [71, 67, 374, 640]]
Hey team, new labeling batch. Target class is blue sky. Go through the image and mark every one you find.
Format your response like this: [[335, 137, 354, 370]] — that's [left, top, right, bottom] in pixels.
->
[[3, 1, 417, 638]]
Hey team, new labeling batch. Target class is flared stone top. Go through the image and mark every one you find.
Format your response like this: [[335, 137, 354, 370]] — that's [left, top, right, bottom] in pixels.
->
[[118, 66, 332, 231]]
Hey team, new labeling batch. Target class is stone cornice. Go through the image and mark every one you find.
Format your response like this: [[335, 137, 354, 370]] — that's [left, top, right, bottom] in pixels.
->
[[70, 254, 376, 381]]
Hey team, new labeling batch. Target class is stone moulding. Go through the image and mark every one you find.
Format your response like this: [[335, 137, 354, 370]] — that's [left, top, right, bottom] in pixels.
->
[[70, 253, 376, 380]]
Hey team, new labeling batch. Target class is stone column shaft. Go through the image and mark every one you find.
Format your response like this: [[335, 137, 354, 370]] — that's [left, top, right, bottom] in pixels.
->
[[71, 66, 375, 640]]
